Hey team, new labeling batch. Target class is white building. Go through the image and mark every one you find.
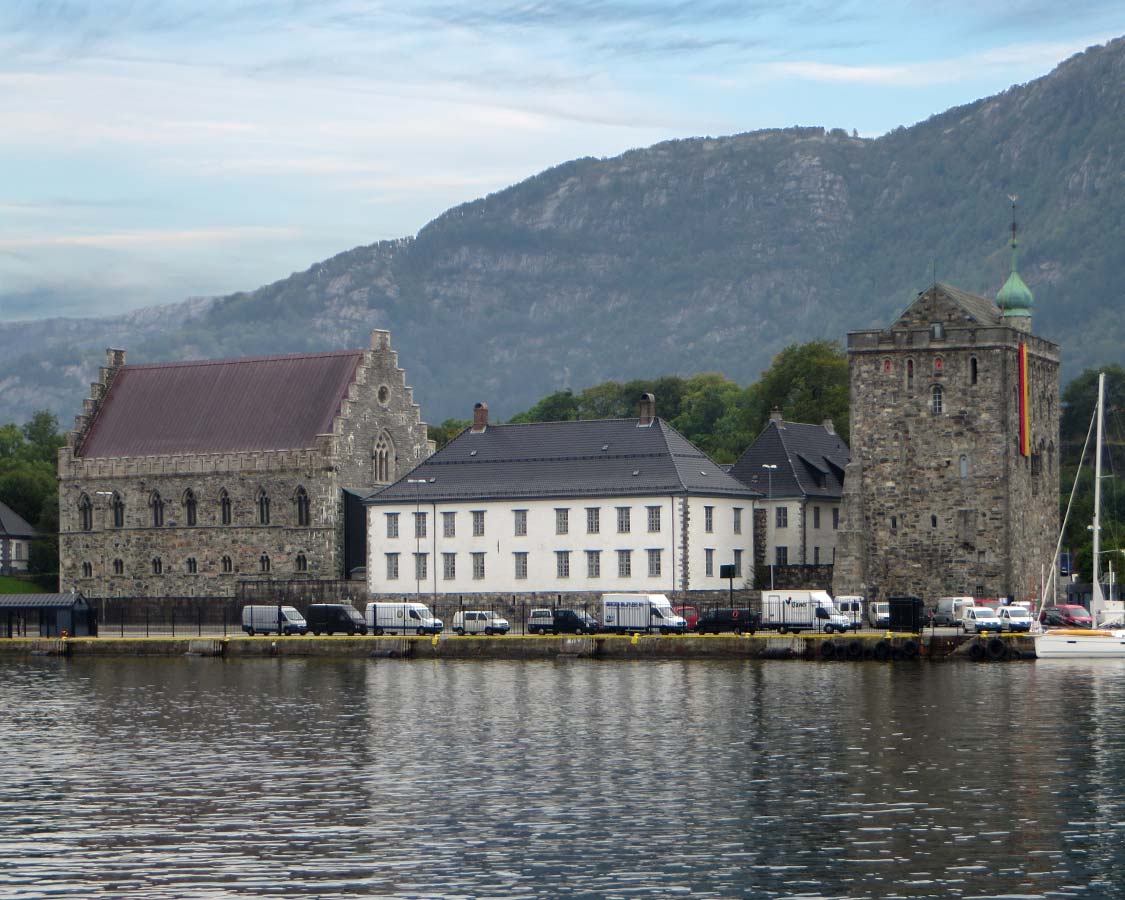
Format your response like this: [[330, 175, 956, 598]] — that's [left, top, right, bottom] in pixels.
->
[[365, 396, 758, 600], [0, 500, 37, 574], [728, 411, 849, 572]]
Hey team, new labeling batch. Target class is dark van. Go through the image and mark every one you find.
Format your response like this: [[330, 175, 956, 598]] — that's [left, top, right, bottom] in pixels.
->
[[306, 603, 368, 635], [695, 608, 761, 635]]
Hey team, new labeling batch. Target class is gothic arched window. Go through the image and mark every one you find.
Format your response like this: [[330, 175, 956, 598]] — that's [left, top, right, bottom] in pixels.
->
[[152, 557, 163, 575], [78, 494, 93, 532], [221, 555, 233, 574], [112, 492, 125, 528], [931, 385, 943, 415], [906, 359, 914, 392], [294, 486, 310, 527], [374, 433, 394, 483], [259, 553, 271, 573], [970, 356, 978, 385], [183, 489, 197, 527], [296, 553, 308, 572], [219, 489, 232, 525], [257, 490, 270, 526], [113, 558, 124, 575], [150, 491, 164, 527]]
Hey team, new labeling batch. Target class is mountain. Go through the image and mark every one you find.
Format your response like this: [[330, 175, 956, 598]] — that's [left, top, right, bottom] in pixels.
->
[[2, 37, 1123, 427]]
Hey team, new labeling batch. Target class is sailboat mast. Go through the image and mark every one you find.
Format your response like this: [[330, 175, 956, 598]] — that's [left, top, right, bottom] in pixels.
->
[[1092, 372, 1105, 617]]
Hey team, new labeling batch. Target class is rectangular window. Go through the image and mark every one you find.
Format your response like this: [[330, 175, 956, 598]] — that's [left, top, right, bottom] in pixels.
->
[[647, 548, 662, 577], [556, 508, 569, 535], [442, 552, 456, 580], [617, 549, 632, 577], [617, 507, 631, 533], [472, 552, 485, 580], [832, 507, 839, 530], [586, 507, 600, 534], [443, 511, 456, 538], [514, 509, 527, 536], [813, 506, 821, 529], [514, 552, 528, 580], [705, 548, 714, 577], [386, 553, 399, 580], [733, 507, 743, 535], [813, 546, 820, 565], [647, 506, 661, 533], [586, 549, 601, 578], [414, 511, 427, 539], [472, 510, 485, 537], [414, 552, 428, 581], [704, 506, 714, 533], [556, 550, 570, 578], [776, 507, 787, 528], [775, 546, 787, 566], [734, 548, 744, 576]]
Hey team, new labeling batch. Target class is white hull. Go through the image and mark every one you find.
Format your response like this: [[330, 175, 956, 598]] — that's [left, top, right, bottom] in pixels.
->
[[1035, 630, 1125, 658]]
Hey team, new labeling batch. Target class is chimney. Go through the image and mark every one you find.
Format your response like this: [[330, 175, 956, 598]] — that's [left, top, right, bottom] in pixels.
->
[[471, 402, 489, 433], [822, 417, 835, 435], [637, 393, 656, 427], [106, 348, 126, 368], [770, 407, 783, 425]]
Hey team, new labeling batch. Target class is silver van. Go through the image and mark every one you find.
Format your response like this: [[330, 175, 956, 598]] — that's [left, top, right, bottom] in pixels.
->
[[241, 605, 308, 636]]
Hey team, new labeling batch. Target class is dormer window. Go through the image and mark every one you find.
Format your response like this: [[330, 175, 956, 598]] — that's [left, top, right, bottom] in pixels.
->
[[930, 322, 945, 341]]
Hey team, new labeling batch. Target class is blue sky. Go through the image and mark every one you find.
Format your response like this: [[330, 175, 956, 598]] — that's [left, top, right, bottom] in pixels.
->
[[1, 1, 1121, 320]]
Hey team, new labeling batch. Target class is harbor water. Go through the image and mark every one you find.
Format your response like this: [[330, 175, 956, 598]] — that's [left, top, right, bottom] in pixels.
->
[[2, 656, 1124, 899]]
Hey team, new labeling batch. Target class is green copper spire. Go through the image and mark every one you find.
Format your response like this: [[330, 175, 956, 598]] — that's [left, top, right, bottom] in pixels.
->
[[996, 196, 1033, 318]]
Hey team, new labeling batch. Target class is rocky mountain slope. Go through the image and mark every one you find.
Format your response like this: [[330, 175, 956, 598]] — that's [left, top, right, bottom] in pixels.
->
[[2, 36, 1122, 426]]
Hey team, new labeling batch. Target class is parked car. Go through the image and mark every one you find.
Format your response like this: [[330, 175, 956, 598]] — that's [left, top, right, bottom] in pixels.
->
[[695, 608, 761, 635], [453, 610, 510, 635], [674, 605, 700, 629], [1040, 604, 1093, 628], [962, 606, 1003, 634], [996, 605, 1032, 632], [527, 608, 599, 635], [306, 603, 368, 635]]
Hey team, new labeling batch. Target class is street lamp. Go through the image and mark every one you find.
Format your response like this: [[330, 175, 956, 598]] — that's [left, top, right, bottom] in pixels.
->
[[406, 478, 436, 606], [762, 465, 777, 591]]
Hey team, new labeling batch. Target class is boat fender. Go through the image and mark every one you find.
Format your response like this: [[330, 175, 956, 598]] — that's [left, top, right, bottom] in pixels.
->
[[819, 641, 836, 660], [987, 637, 1007, 661], [847, 639, 864, 660], [873, 640, 891, 662], [902, 639, 920, 659], [968, 642, 986, 662]]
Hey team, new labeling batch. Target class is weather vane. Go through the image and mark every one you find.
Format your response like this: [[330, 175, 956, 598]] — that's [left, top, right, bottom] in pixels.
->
[[1008, 193, 1019, 244]]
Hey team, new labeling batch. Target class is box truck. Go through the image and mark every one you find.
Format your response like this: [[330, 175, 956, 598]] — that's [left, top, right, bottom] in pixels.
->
[[601, 593, 687, 634], [759, 591, 851, 634], [365, 601, 443, 635]]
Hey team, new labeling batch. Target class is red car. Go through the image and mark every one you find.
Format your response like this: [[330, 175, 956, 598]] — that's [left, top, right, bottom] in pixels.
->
[[674, 605, 700, 629], [1039, 604, 1093, 628]]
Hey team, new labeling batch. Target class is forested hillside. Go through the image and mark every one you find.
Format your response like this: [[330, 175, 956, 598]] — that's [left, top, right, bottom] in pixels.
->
[[0, 37, 1122, 425]]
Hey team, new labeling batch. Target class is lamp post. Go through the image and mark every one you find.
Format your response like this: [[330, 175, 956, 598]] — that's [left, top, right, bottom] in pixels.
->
[[406, 478, 428, 597], [762, 465, 777, 591]]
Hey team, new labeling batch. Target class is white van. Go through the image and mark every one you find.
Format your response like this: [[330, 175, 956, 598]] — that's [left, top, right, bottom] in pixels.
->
[[452, 610, 510, 635], [241, 605, 307, 636], [760, 590, 851, 634], [365, 601, 443, 635], [962, 606, 1002, 634], [601, 593, 687, 634], [933, 596, 976, 628], [835, 596, 865, 629], [867, 601, 890, 629]]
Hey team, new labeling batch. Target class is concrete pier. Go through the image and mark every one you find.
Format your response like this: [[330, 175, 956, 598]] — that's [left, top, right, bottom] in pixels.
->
[[0, 632, 1036, 661]]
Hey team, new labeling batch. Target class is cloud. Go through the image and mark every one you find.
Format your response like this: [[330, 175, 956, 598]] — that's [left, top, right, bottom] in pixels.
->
[[0, 226, 301, 250]]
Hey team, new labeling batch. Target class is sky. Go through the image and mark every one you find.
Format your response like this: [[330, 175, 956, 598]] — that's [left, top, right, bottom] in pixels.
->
[[1, 1, 1121, 321]]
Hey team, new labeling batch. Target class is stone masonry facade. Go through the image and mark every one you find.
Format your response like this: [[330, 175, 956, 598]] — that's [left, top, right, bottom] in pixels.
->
[[59, 331, 432, 600], [833, 285, 1060, 603]]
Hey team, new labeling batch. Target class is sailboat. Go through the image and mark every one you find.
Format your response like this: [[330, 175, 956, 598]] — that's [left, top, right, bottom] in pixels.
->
[[1035, 372, 1125, 658]]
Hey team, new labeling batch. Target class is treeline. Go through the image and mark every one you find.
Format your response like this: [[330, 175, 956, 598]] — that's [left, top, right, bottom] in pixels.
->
[[0, 412, 64, 577]]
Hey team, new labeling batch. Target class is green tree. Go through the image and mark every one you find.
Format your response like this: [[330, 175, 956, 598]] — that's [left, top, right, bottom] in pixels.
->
[[668, 373, 747, 462], [508, 389, 580, 424], [739, 340, 850, 444], [428, 418, 471, 449]]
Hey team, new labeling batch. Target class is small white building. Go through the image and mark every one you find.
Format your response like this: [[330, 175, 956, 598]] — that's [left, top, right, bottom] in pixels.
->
[[365, 396, 758, 600], [728, 411, 849, 571], [0, 500, 37, 574]]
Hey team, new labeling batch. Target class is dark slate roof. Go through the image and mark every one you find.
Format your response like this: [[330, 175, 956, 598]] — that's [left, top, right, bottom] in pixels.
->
[[728, 419, 850, 501], [889, 282, 1003, 330], [0, 501, 36, 539], [366, 418, 758, 503], [79, 350, 364, 457], [0, 592, 88, 609]]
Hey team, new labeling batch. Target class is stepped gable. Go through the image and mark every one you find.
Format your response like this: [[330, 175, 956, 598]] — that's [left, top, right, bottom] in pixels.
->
[[77, 349, 365, 458], [729, 418, 849, 500], [368, 417, 757, 503]]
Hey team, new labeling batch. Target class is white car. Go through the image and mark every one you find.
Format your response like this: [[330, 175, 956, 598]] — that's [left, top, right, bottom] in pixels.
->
[[997, 606, 1032, 632], [962, 606, 1003, 634], [452, 610, 510, 635]]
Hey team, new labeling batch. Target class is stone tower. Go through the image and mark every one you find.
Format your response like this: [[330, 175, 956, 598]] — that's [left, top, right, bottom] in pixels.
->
[[833, 231, 1060, 604]]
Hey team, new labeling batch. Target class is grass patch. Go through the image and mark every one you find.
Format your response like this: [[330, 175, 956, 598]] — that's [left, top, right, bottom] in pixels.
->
[[0, 576, 44, 594]]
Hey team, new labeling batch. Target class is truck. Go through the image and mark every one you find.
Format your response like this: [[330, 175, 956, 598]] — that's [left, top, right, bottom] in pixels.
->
[[601, 593, 687, 634], [867, 601, 890, 629], [365, 601, 443, 635], [759, 590, 851, 634]]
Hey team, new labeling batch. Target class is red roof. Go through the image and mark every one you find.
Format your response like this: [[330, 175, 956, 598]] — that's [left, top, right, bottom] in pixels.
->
[[79, 350, 364, 457]]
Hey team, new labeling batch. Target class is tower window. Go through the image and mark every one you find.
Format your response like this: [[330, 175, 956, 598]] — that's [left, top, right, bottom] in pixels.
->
[[294, 486, 310, 527], [81, 561, 92, 578], [257, 490, 270, 526], [78, 494, 93, 532], [150, 491, 164, 527], [931, 385, 943, 415], [931, 515, 938, 528], [113, 558, 124, 575], [219, 489, 232, 525], [931, 322, 945, 340], [960, 454, 969, 478], [933, 356, 944, 374], [221, 555, 233, 574], [186, 557, 197, 574], [296, 553, 308, 572], [883, 358, 892, 374], [906, 359, 914, 391], [970, 357, 978, 385], [183, 489, 197, 526], [112, 493, 125, 528], [259, 554, 271, 573], [152, 557, 163, 575]]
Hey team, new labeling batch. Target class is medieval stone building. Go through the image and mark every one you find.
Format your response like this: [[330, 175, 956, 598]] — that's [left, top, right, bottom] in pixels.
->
[[833, 238, 1060, 604], [58, 330, 431, 601]]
